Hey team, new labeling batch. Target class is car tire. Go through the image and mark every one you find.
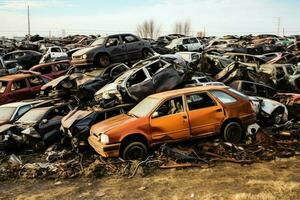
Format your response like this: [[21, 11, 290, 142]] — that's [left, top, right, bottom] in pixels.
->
[[122, 141, 148, 160], [271, 107, 284, 125], [222, 121, 242, 143], [98, 54, 110, 67]]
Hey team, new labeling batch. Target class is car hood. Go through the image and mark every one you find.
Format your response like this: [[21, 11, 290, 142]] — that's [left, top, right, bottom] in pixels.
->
[[61, 109, 93, 129], [72, 46, 101, 56], [91, 114, 135, 135], [0, 124, 17, 133]]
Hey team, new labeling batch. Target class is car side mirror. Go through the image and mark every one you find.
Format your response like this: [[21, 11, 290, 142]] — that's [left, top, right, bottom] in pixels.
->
[[152, 111, 159, 118], [41, 119, 48, 124]]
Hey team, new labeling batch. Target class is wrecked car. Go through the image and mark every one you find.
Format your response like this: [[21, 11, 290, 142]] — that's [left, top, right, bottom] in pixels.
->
[[259, 64, 300, 91], [249, 96, 288, 125], [72, 34, 151, 67], [0, 100, 45, 126], [41, 63, 129, 104], [94, 55, 189, 107], [0, 73, 51, 105], [3, 50, 43, 69], [274, 93, 300, 120], [89, 86, 256, 160], [183, 75, 225, 87], [30, 60, 71, 79], [165, 37, 204, 52], [39, 46, 68, 64], [60, 104, 134, 150], [0, 103, 72, 150], [229, 80, 276, 99]]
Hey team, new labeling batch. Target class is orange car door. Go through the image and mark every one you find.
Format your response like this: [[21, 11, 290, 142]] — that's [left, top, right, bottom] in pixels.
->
[[186, 92, 225, 137], [150, 96, 190, 143]]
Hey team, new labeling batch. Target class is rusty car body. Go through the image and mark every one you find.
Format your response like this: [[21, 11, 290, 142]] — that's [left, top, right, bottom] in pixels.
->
[[88, 85, 256, 159]]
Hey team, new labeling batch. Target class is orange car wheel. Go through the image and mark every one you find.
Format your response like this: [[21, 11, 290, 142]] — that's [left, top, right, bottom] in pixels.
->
[[122, 141, 148, 160], [223, 121, 242, 144]]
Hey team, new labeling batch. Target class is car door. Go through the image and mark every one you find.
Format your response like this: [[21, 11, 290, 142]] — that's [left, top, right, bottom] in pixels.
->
[[121, 34, 142, 60], [105, 35, 127, 61], [186, 92, 225, 137], [10, 78, 32, 101], [126, 68, 154, 101], [182, 39, 190, 51], [150, 96, 190, 143]]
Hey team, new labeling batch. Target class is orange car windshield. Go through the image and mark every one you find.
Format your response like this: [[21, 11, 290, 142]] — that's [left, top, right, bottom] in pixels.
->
[[128, 97, 160, 118]]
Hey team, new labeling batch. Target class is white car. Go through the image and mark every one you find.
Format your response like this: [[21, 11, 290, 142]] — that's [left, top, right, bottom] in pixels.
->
[[166, 37, 204, 52], [249, 96, 288, 124], [40, 46, 68, 63]]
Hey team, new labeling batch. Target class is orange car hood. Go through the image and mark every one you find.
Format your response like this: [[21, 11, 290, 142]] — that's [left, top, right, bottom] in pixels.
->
[[92, 114, 135, 135]]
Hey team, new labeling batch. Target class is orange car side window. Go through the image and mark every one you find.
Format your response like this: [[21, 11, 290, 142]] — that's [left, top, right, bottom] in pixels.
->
[[155, 97, 184, 118], [186, 93, 216, 111]]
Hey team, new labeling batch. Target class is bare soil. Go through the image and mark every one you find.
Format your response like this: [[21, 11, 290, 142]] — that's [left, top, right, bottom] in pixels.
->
[[1, 157, 300, 200]]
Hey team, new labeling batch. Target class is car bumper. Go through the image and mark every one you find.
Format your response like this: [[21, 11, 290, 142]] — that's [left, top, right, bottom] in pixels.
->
[[88, 135, 120, 157], [71, 58, 93, 66]]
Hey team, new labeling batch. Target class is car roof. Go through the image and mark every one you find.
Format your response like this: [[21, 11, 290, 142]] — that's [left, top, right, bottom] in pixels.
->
[[30, 60, 70, 70], [0, 73, 34, 81], [149, 85, 228, 99]]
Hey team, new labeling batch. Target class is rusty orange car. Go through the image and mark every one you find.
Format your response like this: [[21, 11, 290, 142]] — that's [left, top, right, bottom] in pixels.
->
[[88, 86, 256, 160]]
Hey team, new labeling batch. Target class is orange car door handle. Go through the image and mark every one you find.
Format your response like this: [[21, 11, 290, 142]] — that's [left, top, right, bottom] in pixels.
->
[[182, 115, 187, 119], [216, 109, 222, 112]]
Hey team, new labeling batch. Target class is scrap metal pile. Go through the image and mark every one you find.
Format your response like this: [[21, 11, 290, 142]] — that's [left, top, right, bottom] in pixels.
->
[[0, 33, 300, 179]]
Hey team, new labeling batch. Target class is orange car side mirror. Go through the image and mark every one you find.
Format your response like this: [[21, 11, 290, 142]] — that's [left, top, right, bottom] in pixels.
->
[[152, 111, 159, 118]]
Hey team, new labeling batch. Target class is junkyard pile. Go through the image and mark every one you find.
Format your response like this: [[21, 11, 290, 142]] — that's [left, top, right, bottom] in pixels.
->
[[1, 33, 300, 180]]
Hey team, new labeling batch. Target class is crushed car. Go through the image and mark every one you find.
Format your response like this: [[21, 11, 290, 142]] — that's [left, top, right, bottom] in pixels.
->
[[0, 103, 72, 150], [94, 55, 189, 107], [3, 50, 43, 69]]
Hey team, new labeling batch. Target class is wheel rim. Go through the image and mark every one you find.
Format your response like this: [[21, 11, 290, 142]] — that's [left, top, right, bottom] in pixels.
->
[[100, 56, 109, 66], [126, 146, 145, 160]]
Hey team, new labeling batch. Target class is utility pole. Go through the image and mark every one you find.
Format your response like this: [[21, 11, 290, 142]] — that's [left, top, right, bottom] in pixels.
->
[[277, 17, 280, 35], [27, 5, 31, 36]]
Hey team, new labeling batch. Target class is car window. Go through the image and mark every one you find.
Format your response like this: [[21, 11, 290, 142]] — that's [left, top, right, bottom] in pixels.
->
[[210, 90, 237, 104], [286, 65, 294, 75], [0, 81, 8, 93], [16, 104, 32, 117], [50, 47, 61, 53], [122, 35, 139, 43], [276, 67, 285, 79], [127, 69, 148, 87], [46, 106, 70, 120], [28, 76, 44, 87], [241, 82, 256, 94], [189, 38, 198, 43], [155, 97, 184, 117], [186, 93, 216, 110], [182, 39, 189, 45], [38, 66, 52, 74], [12, 79, 27, 91], [145, 60, 163, 76], [228, 88, 249, 100], [54, 63, 69, 71], [106, 36, 121, 47]]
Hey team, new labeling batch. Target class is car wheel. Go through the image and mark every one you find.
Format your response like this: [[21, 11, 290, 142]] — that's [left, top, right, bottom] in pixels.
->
[[98, 54, 110, 67], [223, 121, 242, 143], [122, 141, 148, 160], [271, 107, 284, 125], [141, 49, 151, 59]]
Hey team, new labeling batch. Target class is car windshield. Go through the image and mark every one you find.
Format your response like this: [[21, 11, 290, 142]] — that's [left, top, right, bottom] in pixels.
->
[[90, 38, 106, 46], [0, 107, 17, 121], [17, 107, 49, 124], [128, 97, 161, 117], [0, 81, 8, 93]]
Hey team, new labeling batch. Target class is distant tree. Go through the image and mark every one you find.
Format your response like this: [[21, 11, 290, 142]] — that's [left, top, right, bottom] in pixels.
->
[[137, 19, 160, 39], [174, 21, 191, 36]]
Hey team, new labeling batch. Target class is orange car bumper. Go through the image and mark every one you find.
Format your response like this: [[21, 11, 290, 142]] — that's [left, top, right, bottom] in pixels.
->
[[88, 135, 120, 157]]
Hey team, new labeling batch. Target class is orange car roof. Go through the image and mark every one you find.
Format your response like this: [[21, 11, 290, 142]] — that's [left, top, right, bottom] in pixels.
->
[[149, 85, 228, 99]]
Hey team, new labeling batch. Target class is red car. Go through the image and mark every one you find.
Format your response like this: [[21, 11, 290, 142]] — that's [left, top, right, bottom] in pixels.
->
[[0, 73, 51, 105], [29, 60, 71, 79]]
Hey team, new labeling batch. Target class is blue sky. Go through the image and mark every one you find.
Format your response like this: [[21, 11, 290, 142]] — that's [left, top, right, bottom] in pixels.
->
[[0, 0, 300, 37]]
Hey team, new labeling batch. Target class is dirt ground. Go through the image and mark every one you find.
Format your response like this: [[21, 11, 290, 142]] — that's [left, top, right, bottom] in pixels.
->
[[1, 156, 300, 200]]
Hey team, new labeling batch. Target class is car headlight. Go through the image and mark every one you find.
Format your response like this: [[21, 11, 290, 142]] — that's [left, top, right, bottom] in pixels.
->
[[100, 133, 109, 144], [82, 54, 87, 59]]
